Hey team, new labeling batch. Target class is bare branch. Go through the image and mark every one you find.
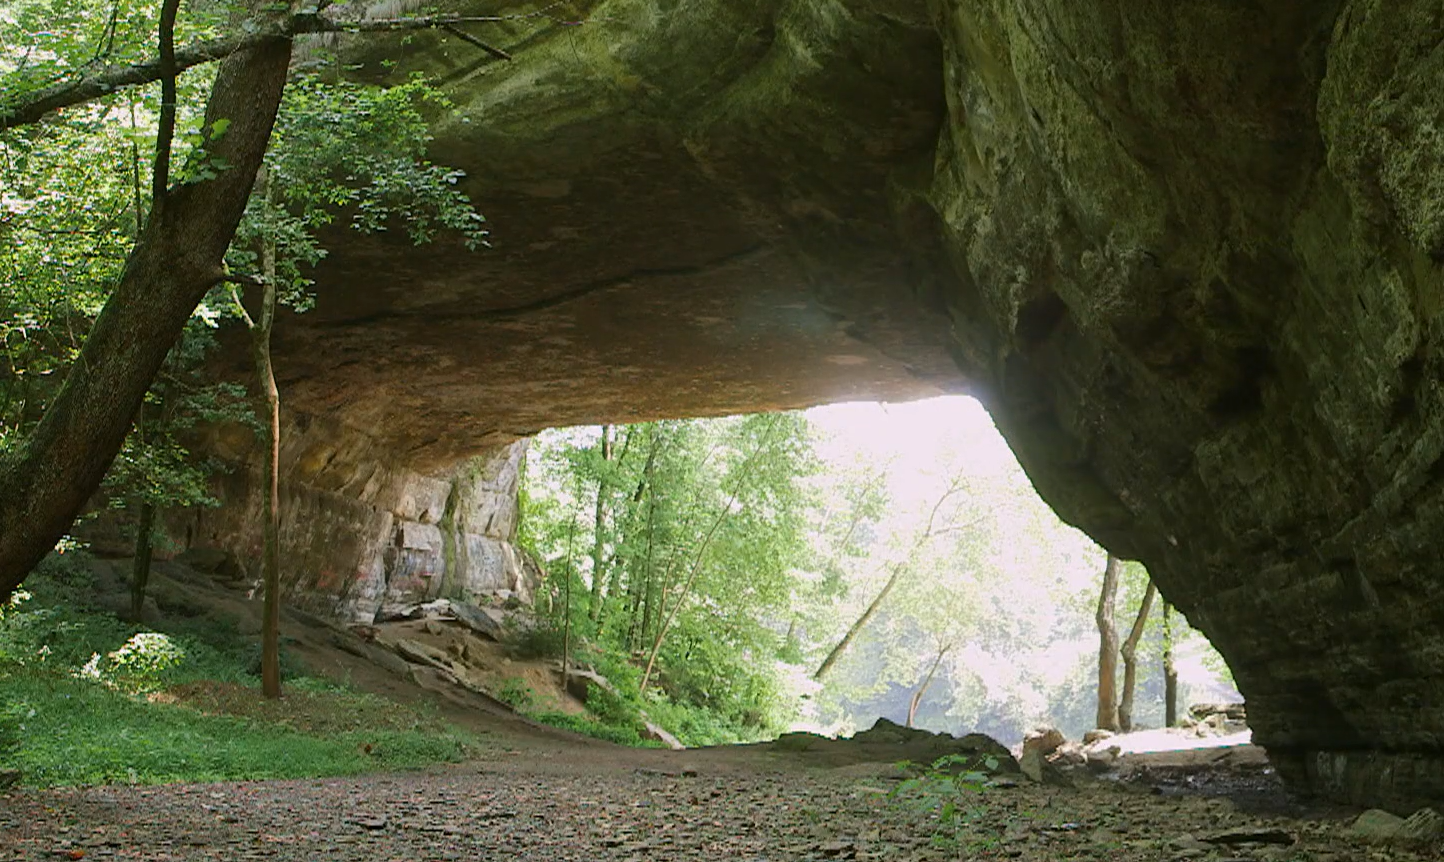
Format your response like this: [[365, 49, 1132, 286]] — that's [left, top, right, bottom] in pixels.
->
[[150, 0, 180, 207], [0, 12, 533, 130], [228, 284, 257, 330], [216, 272, 265, 287], [439, 25, 512, 61]]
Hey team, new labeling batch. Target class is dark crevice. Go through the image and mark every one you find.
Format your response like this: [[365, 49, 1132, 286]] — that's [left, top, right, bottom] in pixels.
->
[[316, 244, 769, 329], [1014, 289, 1068, 349], [1209, 345, 1273, 419]]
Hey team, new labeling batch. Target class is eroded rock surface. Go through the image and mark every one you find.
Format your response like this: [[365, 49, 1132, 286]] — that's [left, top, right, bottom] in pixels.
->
[[190, 0, 1444, 808]]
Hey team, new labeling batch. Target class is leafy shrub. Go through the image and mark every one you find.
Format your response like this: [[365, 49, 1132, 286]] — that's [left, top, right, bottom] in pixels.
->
[[586, 681, 640, 727], [242, 639, 305, 680], [0, 698, 22, 762], [507, 621, 567, 660], [529, 710, 655, 747], [494, 677, 534, 710], [888, 753, 999, 850], [107, 629, 183, 681], [93, 632, 186, 692]]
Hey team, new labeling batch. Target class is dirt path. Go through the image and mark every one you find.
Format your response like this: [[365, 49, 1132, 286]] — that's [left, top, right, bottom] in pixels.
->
[[0, 740, 1425, 862]]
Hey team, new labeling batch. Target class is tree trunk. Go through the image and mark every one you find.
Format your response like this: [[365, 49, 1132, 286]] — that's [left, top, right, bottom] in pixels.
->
[[129, 501, 156, 620], [1095, 553, 1122, 731], [907, 643, 951, 728], [251, 226, 283, 700], [1119, 579, 1158, 732], [561, 547, 573, 691], [626, 442, 658, 653], [560, 491, 580, 691], [1162, 601, 1178, 727], [0, 40, 292, 597], [812, 564, 904, 682], [587, 425, 612, 623]]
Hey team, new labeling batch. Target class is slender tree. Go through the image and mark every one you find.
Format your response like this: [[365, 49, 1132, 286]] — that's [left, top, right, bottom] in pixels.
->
[[812, 475, 969, 682], [1095, 553, 1122, 732], [812, 563, 903, 683], [906, 641, 952, 728], [587, 425, 613, 622], [1162, 600, 1178, 727], [1118, 578, 1157, 732], [230, 170, 283, 697]]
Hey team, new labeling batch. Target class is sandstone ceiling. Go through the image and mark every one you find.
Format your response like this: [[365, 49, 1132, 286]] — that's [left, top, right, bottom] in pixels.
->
[[224, 0, 1444, 809]]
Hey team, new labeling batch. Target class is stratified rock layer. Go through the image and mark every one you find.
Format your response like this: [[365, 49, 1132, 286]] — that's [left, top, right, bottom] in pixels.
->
[[195, 415, 534, 624], [207, 0, 1444, 808]]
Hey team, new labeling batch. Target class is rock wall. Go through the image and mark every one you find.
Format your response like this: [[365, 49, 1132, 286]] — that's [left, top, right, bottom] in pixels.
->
[[184, 0, 1444, 808], [188, 412, 534, 624], [921, 0, 1444, 810]]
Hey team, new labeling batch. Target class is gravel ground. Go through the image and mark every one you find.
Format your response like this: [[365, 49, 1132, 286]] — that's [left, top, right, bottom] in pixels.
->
[[0, 746, 1425, 862]]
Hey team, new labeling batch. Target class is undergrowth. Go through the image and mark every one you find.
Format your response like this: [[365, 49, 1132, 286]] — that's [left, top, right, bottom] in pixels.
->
[[0, 552, 483, 786]]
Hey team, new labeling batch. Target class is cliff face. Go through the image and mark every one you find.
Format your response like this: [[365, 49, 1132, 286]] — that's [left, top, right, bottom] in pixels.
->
[[195, 416, 535, 624], [204, 0, 1444, 807]]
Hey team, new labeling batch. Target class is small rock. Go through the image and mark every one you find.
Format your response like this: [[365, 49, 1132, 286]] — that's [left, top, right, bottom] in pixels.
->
[[1085, 745, 1121, 773], [352, 816, 388, 830], [1200, 827, 1295, 846], [1083, 729, 1116, 745], [1169, 833, 1214, 852]]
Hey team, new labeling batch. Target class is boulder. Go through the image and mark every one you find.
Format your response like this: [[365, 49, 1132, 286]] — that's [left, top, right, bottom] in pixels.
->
[[450, 601, 506, 641], [392, 638, 454, 671], [1357, 807, 1444, 848], [1351, 809, 1406, 843], [1023, 726, 1066, 757], [1189, 703, 1248, 722], [853, 717, 937, 746]]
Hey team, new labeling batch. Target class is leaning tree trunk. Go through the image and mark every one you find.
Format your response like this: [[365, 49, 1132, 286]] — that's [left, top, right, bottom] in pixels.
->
[[812, 564, 904, 682], [0, 41, 292, 597], [906, 643, 952, 728], [1162, 601, 1178, 727], [1119, 579, 1158, 732], [1095, 553, 1122, 732]]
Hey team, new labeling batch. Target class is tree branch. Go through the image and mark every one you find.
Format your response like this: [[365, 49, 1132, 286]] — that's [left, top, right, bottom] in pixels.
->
[[150, 0, 180, 207], [228, 285, 257, 331], [0, 12, 528, 130]]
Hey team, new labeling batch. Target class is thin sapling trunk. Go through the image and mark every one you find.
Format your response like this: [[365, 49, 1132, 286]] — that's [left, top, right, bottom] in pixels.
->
[[1119, 579, 1158, 732], [1095, 553, 1122, 732]]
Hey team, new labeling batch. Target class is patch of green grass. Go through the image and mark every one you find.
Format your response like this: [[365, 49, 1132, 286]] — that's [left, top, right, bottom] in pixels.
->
[[529, 710, 662, 747], [0, 552, 485, 787], [494, 677, 534, 710], [0, 670, 478, 786]]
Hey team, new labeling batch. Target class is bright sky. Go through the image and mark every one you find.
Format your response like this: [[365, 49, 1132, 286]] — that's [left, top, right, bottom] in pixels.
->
[[805, 395, 1024, 521]]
